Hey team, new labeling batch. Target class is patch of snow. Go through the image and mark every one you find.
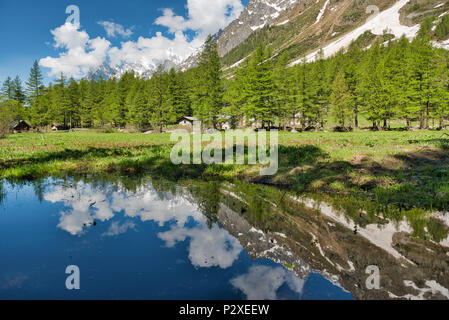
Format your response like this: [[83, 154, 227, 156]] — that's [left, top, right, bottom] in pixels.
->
[[261, 244, 282, 255], [251, 23, 266, 31], [347, 260, 355, 272], [223, 57, 246, 71], [432, 211, 449, 227], [221, 189, 248, 204], [435, 3, 444, 8], [315, 0, 330, 24], [293, 196, 414, 263], [276, 19, 290, 26], [249, 227, 265, 236], [291, 0, 420, 65], [390, 280, 449, 300], [310, 232, 335, 266], [275, 232, 287, 238]]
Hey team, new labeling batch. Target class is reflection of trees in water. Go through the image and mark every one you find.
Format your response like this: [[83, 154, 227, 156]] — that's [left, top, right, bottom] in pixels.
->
[[0, 179, 4, 205], [12, 171, 449, 243], [314, 192, 449, 243], [219, 181, 285, 232], [31, 179, 46, 203], [149, 178, 179, 201], [189, 181, 221, 229]]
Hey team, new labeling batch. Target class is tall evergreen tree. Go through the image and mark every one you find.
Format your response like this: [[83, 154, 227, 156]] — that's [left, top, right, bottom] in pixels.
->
[[330, 71, 352, 127], [26, 60, 44, 107], [193, 35, 223, 128], [12, 76, 26, 104], [1, 77, 14, 100], [244, 43, 275, 128]]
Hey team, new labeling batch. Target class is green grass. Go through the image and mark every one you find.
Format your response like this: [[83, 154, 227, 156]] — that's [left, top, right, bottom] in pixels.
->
[[1, 130, 449, 223]]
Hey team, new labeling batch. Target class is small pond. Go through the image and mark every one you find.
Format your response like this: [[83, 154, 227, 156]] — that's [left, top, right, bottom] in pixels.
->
[[0, 176, 354, 300]]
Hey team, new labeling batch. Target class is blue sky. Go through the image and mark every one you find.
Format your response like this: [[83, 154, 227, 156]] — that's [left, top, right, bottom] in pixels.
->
[[0, 0, 249, 85]]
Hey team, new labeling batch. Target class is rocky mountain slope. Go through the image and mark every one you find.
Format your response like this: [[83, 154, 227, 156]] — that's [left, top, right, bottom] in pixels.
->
[[217, 0, 301, 56], [219, 0, 449, 70], [88, 0, 449, 78]]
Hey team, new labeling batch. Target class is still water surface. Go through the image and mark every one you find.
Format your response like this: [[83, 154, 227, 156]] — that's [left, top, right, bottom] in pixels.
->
[[0, 177, 353, 300]]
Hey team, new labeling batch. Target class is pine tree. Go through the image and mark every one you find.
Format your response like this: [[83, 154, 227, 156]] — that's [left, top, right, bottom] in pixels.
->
[[1, 77, 14, 100], [128, 80, 150, 131], [274, 52, 294, 130], [433, 50, 449, 128], [330, 70, 352, 128], [26, 60, 43, 107], [357, 41, 383, 129], [412, 17, 438, 129], [12, 76, 26, 104], [244, 43, 275, 128], [53, 73, 69, 127], [150, 67, 169, 132], [294, 58, 318, 130], [193, 35, 223, 128], [166, 68, 190, 123], [67, 78, 80, 128], [223, 62, 249, 128], [98, 78, 118, 126], [344, 43, 362, 128]]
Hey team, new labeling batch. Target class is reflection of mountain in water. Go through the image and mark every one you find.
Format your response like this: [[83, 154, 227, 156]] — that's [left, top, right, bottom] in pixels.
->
[[216, 181, 449, 300], [40, 176, 449, 300]]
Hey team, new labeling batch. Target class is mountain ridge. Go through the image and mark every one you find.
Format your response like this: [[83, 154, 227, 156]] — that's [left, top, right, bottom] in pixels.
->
[[87, 0, 449, 79]]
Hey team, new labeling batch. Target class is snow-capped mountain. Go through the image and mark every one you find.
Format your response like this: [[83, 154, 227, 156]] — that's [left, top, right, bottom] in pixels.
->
[[85, 62, 116, 80], [178, 0, 299, 70], [87, 0, 449, 79], [88, 0, 300, 78], [216, 0, 299, 56], [86, 59, 180, 80]]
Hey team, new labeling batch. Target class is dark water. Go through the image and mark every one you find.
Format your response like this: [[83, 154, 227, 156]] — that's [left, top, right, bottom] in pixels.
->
[[0, 177, 353, 300]]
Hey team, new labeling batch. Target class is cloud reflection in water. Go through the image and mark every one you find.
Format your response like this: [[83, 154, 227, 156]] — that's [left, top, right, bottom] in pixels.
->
[[44, 181, 243, 269]]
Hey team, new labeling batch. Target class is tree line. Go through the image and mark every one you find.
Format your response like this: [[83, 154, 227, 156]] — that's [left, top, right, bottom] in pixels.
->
[[1, 20, 449, 133]]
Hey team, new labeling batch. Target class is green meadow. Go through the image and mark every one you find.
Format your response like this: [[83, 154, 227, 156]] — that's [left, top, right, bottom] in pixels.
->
[[1, 130, 449, 220]]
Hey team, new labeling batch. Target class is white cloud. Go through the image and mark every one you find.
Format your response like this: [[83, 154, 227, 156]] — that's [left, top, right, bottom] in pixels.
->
[[39, 0, 245, 78], [155, 0, 244, 37], [108, 31, 202, 69], [98, 21, 133, 38], [39, 23, 110, 78]]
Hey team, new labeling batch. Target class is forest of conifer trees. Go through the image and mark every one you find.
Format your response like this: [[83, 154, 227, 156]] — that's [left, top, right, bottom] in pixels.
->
[[1, 20, 449, 134]]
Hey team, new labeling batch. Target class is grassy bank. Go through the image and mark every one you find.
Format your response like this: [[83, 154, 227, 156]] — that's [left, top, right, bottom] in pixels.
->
[[1, 130, 449, 220]]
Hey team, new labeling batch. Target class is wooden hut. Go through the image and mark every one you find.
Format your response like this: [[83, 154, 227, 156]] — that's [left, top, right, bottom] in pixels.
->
[[11, 120, 31, 133]]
